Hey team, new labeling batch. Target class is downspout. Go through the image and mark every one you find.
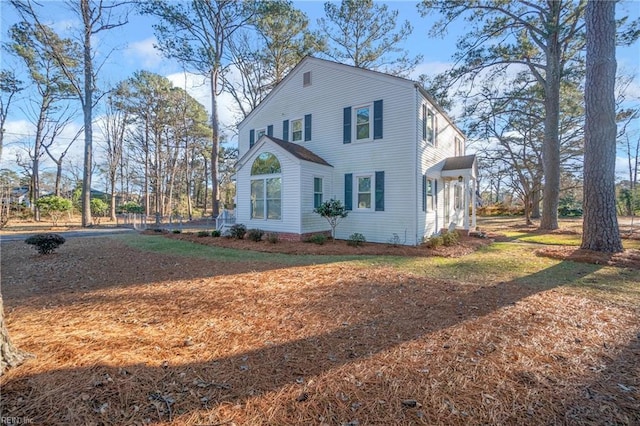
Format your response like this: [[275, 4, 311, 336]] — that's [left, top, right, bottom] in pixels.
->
[[413, 85, 419, 245]]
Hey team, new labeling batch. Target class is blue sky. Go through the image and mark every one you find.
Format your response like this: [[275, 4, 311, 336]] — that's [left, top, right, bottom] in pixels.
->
[[1, 0, 639, 179]]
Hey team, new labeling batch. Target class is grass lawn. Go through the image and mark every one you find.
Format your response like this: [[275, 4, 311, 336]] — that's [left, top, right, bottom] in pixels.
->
[[1, 218, 639, 425]]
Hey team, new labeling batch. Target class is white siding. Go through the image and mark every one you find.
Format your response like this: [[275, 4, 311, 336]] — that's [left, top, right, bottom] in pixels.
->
[[300, 163, 334, 234], [415, 89, 466, 241], [236, 143, 301, 233], [237, 58, 464, 244]]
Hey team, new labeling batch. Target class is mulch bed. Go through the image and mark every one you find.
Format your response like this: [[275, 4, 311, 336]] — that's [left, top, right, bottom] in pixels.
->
[[536, 246, 640, 270], [162, 231, 493, 257]]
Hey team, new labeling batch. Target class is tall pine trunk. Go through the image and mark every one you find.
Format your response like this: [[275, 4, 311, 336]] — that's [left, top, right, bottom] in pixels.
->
[[210, 70, 220, 218], [81, 0, 93, 227], [581, 0, 622, 252]]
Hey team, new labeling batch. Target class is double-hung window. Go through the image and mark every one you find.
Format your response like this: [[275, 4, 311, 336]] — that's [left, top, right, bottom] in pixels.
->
[[313, 177, 323, 209], [291, 118, 303, 142], [344, 172, 384, 212], [355, 105, 371, 140], [343, 100, 382, 143], [357, 175, 372, 209], [423, 106, 436, 145]]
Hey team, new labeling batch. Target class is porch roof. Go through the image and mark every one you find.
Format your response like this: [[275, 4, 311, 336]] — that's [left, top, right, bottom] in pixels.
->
[[440, 154, 477, 179]]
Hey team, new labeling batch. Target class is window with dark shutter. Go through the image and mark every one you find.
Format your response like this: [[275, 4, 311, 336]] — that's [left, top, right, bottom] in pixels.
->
[[343, 107, 352, 144], [375, 171, 384, 211]]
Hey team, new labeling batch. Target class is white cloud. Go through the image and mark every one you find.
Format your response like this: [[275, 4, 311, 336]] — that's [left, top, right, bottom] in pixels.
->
[[125, 37, 164, 70], [410, 61, 454, 80], [1, 119, 86, 172]]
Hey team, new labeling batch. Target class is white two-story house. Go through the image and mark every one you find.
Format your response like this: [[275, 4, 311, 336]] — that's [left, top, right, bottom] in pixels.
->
[[235, 57, 476, 245]]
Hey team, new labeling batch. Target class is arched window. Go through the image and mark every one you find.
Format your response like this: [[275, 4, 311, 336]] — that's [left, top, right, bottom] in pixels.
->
[[250, 152, 281, 220], [251, 152, 281, 175]]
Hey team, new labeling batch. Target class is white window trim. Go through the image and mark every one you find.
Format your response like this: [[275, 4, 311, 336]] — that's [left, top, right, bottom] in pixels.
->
[[354, 172, 374, 211], [250, 172, 283, 221], [313, 176, 323, 209], [425, 107, 436, 146], [354, 104, 372, 142], [256, 128, 266, 140], [290, 117, 303, 142]]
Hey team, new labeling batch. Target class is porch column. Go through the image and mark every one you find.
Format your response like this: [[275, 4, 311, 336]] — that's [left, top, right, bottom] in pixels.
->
[[472, 177, 477, 230], [463, 176, 470, 229]]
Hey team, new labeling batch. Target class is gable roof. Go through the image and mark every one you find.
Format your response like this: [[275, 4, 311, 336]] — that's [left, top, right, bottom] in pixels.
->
[[267, 136, 332, 166], [237, 135, 332, 169], [238, 56, 464, 138]]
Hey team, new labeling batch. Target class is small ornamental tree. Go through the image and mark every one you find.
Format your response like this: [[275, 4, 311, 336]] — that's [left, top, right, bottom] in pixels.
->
[[35, 195, 72, 226], [314, 199, 348, 239]]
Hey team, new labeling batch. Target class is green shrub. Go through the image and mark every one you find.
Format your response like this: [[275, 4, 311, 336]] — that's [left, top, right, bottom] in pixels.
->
[[119, 201, 144, 214], [441, 230, 460, 246], [425, 234, 444, 248], [90, 198, 108, 223], [266, 232, 279, 244], [35, 195, 72, 226], [25, 233, 66, 255], [197, 230, 210, 237], [172, 229, 182, 234], [347, 232, 366, 247], [306, 233, 327, 245], [229, 224, 247, 239], [211, 229, 221, 237], [247, 228, 264, 242]]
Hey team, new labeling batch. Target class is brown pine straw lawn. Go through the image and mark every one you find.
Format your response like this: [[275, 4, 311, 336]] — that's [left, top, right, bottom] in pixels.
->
[[1, 232, 639, 425]]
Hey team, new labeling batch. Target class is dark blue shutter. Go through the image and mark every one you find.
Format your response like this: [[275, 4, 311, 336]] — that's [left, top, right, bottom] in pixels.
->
[[375, 171, 384, 211], [267, 125, 273, 136], [422, 175, 427, 212], [343, 107, 351, 144], [344, 173, 353, 210], [304, 114, 311, 141], [249, 129, 255, 148], [282, 120, 289, 141], [373, 100, 383, 140]]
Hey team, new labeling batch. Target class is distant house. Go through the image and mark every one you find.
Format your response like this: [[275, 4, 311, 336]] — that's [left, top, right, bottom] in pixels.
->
[[2, 186, 30, 206], [235, 57, 476, 245]]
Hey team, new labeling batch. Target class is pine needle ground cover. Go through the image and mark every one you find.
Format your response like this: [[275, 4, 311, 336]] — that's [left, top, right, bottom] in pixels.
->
[[1, 229, 638, 425]]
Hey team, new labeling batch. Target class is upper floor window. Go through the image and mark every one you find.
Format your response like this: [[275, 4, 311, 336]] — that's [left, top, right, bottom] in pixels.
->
[[343, 100, 383, 144], [423, 106, 436, 145], [455, 137, 464, 156], [356, 105, 371, 140], [303, 71, 311, 87], [291, 118, 303, 142], [256, 128, 266, 140]]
